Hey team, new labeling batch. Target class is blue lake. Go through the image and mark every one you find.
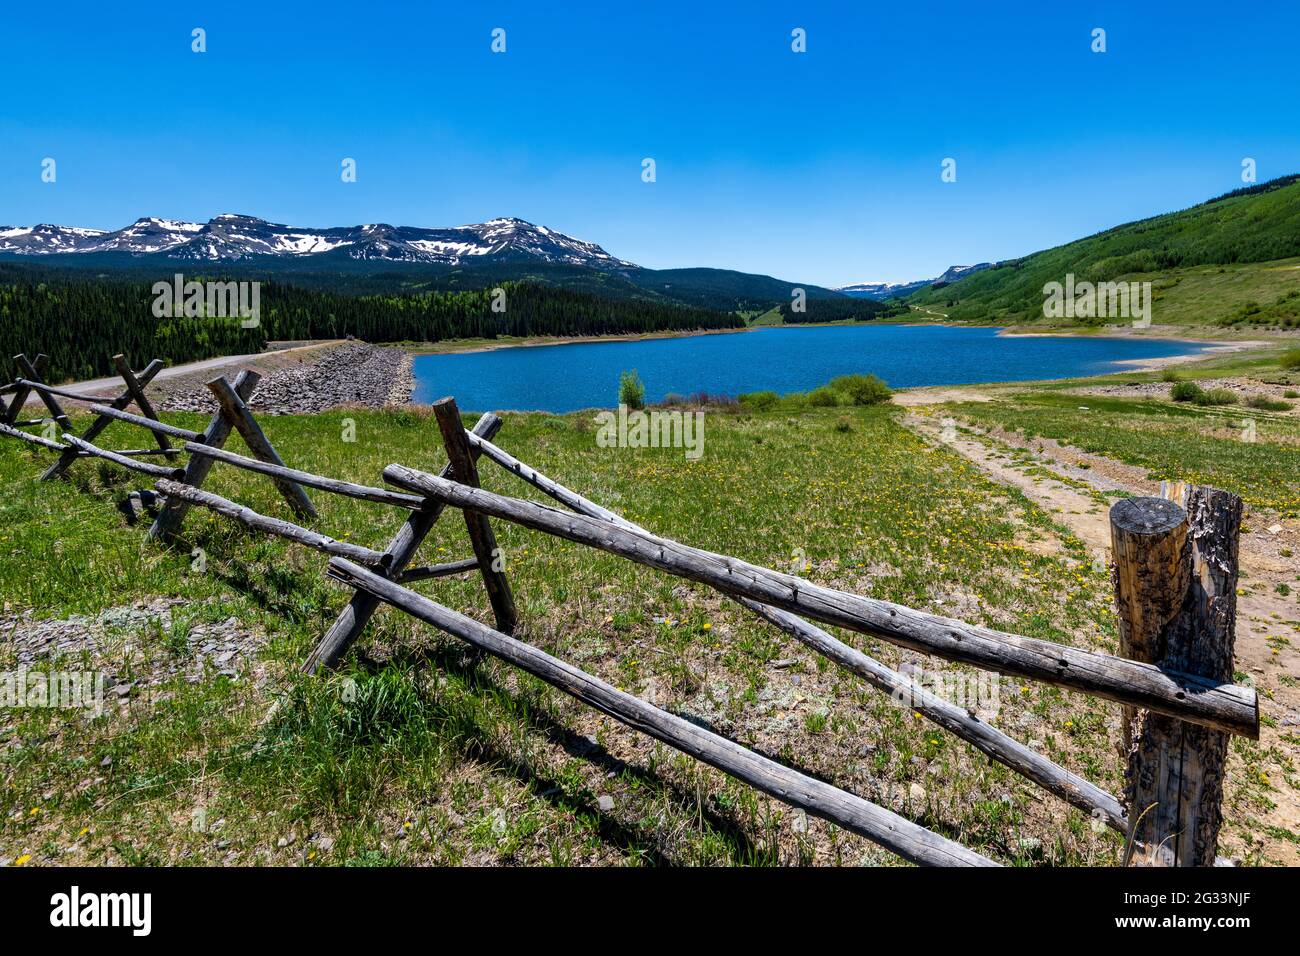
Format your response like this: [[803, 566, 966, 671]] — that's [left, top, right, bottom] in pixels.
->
[[410, 325, 1209, 413]]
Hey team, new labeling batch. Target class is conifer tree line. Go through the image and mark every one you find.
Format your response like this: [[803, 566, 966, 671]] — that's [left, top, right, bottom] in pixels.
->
[[778, 297, 908, 324], [0, 271, 740, 383]]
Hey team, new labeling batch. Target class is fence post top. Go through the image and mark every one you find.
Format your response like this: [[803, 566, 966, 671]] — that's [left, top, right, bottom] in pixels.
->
[[1110, 496, 1186, 535]]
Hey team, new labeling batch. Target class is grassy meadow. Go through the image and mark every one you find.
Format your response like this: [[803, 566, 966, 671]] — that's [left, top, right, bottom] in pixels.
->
[[3, 399, 1145, 867], [3, 342, 1297, 867]]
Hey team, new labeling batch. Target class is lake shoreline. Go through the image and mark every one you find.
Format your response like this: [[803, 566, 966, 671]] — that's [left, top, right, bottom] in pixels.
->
[[400, 318, 1277, 360], [408, 324, 1228, 413]]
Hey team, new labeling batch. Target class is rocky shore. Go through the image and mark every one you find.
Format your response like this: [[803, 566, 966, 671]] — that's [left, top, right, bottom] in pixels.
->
[[154, 342, 413, 415]]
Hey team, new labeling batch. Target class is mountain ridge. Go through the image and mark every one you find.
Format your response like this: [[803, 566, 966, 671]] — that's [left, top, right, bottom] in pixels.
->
[[0, 214, 638, 269], [837, 263, 994, 300], [905, 174, 1300, 324]]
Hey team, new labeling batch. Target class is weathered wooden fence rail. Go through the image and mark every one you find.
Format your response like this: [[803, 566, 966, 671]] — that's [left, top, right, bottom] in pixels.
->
[[0, 352, 315, 536], [379, 464, 1257, 738], [0, 363, 1260, 866], [324, 555, 997, 867]]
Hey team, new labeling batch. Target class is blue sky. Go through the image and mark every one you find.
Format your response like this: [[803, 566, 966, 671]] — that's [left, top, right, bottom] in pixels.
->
[[2, 1, 1297, 285]]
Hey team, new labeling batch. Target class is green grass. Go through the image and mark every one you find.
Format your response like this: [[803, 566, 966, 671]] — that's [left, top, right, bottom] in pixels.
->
[[947, 391, 1300, 514], [908, 175, 1300, 328], [0, 402, 1131, 866]]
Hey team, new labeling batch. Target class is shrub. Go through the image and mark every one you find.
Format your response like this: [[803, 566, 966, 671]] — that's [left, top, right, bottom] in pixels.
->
[[1169, 381, 1204, 402], [1246, 395, 1292, 411], [739, 390, 779, 411], [808, 386, 840, 407], [1280, 348, 1300, 371], [1197, 387, 1238, 406], [833, 416, 854, 433], [1284, 389, 1300, 399], [828, 373, 893, 406], [618, 369, 645, 410], [1159, 369, 1181, 383]]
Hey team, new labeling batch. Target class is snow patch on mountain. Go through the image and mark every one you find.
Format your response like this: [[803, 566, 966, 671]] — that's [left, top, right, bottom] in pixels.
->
[[0, 214, 638, 269]]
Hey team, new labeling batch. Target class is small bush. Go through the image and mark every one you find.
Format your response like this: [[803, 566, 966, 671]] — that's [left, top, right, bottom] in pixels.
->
[[1246, 395, 1292, 411], [1280, 348, 1300, 371], [1197, 387, 1238, 406], [828, 373, 893, 406], [1159, 369, 1181, 383], [1284, 389, 1299, 399], [1170, 381, 1204, 402], [808, 386, 840, 407], [618, 369, 645, 410], [833, 416, 854, 433], [739, 390, 779, 411]]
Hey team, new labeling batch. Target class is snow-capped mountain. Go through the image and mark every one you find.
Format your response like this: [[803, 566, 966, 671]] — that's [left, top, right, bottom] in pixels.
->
[[0, 215, 638, 269], [0, 223, 110, 255], [836, 279, 932, 300], [837, 262, 994, 300], [934, 262, 993, 284]]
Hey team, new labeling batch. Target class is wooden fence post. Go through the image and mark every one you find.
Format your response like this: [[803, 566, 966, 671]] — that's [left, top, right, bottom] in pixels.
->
[[11, 354, 73, 434], [432, 397, 517, 634], [2, 354, 42, 426], [148, 370, 259, 542], [299, 411, 503, 674], [42, 358, 169, 481], [1110, 489, 1243, 865], [112, 353, 172, 455], [206, 376, 317, 520]]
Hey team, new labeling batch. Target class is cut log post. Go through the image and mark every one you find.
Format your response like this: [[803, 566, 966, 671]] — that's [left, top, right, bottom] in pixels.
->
[[206, 376, 316, 520], [432, 398, 517, 634], [324, 555, 999, 868], [1111, 496, 1191, 754], [383, 465, 1259, 738], [1, 353, 41, 424], [300, 412, 502, 674], [1111, 489, 1243, 866], [154, 479, 390, 568], [62, 434, 186, 478], [112, 354, 172, 453], [2, 354, 46, 426], [42, 359, 167, 481], [15, 355, 73, 434], [148, 370, 259, 542]]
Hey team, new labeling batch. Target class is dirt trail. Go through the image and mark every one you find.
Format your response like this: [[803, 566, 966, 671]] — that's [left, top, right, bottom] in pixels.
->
[[901, 409, 1300, 865]]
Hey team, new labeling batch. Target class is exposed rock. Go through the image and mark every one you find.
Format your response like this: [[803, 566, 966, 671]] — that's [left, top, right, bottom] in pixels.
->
[[154, 343, 413, 415]]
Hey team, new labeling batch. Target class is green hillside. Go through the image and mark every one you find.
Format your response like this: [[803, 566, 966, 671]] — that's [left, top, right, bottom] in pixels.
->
[[908, 175, 1300, 327]]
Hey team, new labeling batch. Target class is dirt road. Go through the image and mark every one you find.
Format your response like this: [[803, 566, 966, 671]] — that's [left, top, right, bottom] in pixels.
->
[[900, 407, 1300, 865]]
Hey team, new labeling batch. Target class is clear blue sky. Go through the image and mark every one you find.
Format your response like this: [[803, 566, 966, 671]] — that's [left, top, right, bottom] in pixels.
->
[[2, 1, 1296, 286]]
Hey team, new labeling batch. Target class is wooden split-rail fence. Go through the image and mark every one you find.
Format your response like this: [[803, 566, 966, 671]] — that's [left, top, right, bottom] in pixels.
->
[[0, 352, 1260, 867]]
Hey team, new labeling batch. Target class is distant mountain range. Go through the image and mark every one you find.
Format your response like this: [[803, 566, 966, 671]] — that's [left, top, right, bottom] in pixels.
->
[[0, 214, 856, 312], [0, 214, 990, 307], [837, 263, 994, 300], [0, 215, 637, 269]]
